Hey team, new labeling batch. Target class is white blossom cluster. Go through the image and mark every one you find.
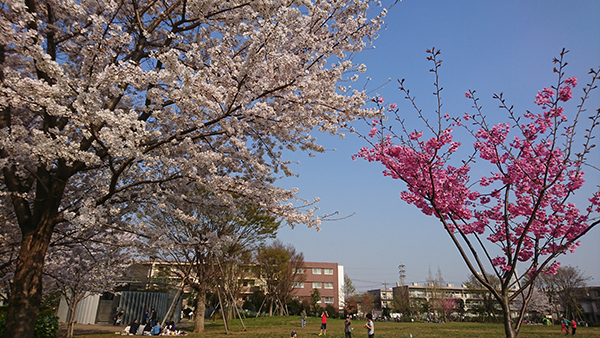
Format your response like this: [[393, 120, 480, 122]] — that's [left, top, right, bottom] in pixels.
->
[[0, 0, 386, 228], [0, 0, 390, 317]]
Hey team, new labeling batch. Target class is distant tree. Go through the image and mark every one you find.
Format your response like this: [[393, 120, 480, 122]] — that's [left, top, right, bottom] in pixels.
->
[[344, 295, 359, 316], [421, 299, 432, 315], [537, 266, 590, 320], [358, 292, 375, 316], [464, 273, 501, 322], [511, 287, 552, 322], [311, 288, 322, 315], [344, 274, 356, 300], [325, 304, 336, 317], [286, 298, 302, 316], [438, 298, 457, 322], [425, 267, 447, 320], [392, 287, 413, 317], [454, 299, 467, 320], [243, 290, 266, 313], [256, 240, 305, 316]]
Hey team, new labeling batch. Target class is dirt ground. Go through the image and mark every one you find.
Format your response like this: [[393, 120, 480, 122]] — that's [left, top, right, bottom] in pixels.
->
[[58, 320, 195, 336]]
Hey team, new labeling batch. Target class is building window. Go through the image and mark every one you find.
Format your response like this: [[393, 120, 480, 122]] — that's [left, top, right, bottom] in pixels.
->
[[293, 282, 304, 289], [324, 282, 334, 289], [312, 282, 322, 289], [293, 268, 305, 274], [312, 268, 322, 275], [324, 297, 334, 304], [324, 268, 334, 275]]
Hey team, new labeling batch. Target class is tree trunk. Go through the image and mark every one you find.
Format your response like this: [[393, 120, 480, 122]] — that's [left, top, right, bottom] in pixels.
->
[[3, 173, 66, 338], [501, 299, 517, 338], [3, 222, 54, 338], [193, 289, 206, 333], [66, 298, 81, 338]]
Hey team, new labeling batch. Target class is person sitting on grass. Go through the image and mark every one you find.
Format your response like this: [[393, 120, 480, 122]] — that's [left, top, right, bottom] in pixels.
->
[[291, 331, 297, 338], [129, 319, 140, 335], [143, 321, 152, 334], [151, 322, 162, 336]]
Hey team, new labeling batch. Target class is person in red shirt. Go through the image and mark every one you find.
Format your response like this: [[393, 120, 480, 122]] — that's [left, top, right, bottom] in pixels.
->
[[570, 319, 577, 335], [319, 311, 329, 336]]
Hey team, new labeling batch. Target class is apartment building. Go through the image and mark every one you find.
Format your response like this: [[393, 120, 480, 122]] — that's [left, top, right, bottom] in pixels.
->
[[392, 282, 484, 312], [290, 262, 345, 311], [367, 288, 394, 312]]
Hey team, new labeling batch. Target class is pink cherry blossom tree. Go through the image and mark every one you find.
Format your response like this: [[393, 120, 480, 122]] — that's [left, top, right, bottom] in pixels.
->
[[0, 1, 395, 337], [437, 297, 456, 322], [354, 48, 600, 338]]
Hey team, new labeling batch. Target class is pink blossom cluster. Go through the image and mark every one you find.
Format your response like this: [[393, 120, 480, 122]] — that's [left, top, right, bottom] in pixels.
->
[[356, 79, 595, 275], [355, 125, 476, 225]]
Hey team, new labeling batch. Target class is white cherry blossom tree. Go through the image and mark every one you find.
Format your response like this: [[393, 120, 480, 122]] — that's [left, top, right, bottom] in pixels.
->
[[0, 0, 393, 336], [43, 229, 133, 338]]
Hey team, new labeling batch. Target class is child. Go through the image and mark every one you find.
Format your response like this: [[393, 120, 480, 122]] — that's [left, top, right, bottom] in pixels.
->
[[561, 316, 570, 335], [319, 311, 329, 336], [363, 313, 374, 338], [345, 316, 352, 338]]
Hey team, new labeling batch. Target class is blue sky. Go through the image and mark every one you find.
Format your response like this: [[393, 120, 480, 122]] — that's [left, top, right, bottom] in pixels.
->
[[276, 0, 600, 291]]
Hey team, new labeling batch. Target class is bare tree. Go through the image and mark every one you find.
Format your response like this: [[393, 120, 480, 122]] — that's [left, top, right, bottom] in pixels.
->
[[537, 266, 591, 320], [359, 292, 375, 316]]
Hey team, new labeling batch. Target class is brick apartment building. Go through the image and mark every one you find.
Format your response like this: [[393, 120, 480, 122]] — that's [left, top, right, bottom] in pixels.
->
[[290, 262, 345, 311]]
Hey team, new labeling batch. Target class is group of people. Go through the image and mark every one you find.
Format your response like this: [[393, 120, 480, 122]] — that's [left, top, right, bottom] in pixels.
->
[[125, 319, 184, 336], [124, 318, 163, 336], [295, 311, 374, 338], [561, 316, 578, 335], [115, 308, 187, 336]]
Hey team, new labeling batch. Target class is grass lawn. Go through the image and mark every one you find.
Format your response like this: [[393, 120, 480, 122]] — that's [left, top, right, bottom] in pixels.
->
[[74, 316, 600, 338]]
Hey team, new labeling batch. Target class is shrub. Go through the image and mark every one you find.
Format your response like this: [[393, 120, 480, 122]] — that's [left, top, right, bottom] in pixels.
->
[[0, 312, 59, 338]]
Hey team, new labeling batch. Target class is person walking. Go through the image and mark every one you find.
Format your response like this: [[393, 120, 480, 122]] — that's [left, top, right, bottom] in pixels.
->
[[363, 313, 374, 338], [570, 319, 577, 335], [345, 315, 353, 338], [300, 309, 307, 328], [319, 311, 329, 336]]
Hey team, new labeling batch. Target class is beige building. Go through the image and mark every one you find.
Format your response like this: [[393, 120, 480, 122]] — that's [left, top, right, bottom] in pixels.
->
[[367, 288, 394, 312], [393, 282, 486, 313]]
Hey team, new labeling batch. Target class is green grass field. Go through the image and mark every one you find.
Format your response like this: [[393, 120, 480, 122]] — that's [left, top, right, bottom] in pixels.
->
[[74, 316, 600, 338]]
